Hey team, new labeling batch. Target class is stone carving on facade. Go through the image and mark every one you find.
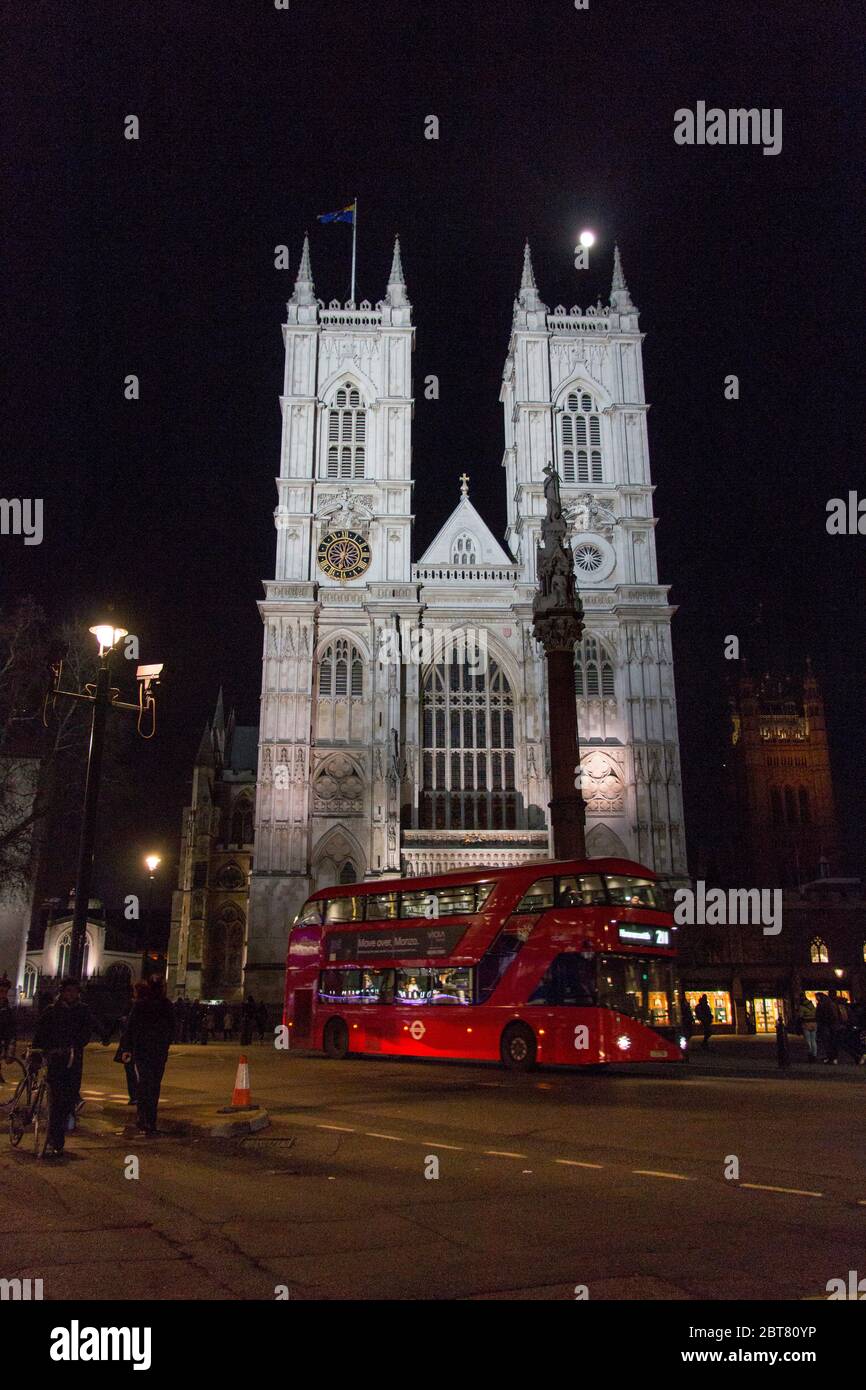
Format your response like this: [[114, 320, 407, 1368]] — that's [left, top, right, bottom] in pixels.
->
[[565, 493, 618, 538], [312, 754, 363, 814], [317, 487, 376, 535], [533, 463, 584, 650], [578, 749, 625, 815]]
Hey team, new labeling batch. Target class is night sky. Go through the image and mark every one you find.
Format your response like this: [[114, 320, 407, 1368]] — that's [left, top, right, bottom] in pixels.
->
[[5, 0, 864, 919]]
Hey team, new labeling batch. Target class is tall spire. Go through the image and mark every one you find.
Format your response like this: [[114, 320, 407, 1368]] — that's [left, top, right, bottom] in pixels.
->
[[515, 239, 546, 317], [289, 232, 316, 306], [382, 235, 411, 320], [520, 239, 537, 291], [610, 243, 635, 312], [388, 235, 405, 287]]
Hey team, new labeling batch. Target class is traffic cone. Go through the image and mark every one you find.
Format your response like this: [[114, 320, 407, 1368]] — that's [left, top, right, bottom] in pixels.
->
[[218, 1054, 258, 1113]]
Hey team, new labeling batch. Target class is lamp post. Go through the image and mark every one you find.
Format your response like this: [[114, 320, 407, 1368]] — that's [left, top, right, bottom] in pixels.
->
[[144, 854, 161, 978], [46, 624, 163, 982]]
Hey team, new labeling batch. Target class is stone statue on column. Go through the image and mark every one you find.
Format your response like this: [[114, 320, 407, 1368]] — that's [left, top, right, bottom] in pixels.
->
[[532, 462, 588, 859]]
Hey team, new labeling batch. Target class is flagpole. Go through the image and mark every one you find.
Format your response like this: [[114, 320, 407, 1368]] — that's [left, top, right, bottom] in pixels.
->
[[350, 197, 357, 304]]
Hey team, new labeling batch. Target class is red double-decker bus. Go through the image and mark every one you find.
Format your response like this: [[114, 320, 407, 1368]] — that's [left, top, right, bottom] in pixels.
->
[[284, 857, 685, 1070]]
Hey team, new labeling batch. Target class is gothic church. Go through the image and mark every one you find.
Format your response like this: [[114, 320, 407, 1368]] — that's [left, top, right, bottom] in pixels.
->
[[171, 236, 687, 1003]]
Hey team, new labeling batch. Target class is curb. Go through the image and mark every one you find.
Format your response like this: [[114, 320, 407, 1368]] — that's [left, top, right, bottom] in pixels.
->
[[101, 1100, 271, 1139]]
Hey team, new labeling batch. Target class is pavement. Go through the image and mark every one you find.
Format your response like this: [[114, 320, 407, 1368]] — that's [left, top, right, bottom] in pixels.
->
[[1, 1037, 864, 1301]]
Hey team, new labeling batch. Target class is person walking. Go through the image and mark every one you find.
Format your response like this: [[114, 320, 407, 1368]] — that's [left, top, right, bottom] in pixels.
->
[[695, 994, 713, 1051], [0, 975, 16, 1084], [120, 977, 174, 1136], [31, 978, 92, 1158], [187, 999, 201, 1045], [797, 992, 818, 1062], [255, 1000, 268, 1043], [815, 992, 838, 1063], [222, 1006, 233, 1042], [173, 996, 188, 1044], [199, 1005, 212, 1045], [241, 995, 256, 1046]]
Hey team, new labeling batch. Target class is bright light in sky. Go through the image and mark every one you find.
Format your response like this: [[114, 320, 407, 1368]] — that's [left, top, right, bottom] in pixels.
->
[[578, 229, 596, 248]]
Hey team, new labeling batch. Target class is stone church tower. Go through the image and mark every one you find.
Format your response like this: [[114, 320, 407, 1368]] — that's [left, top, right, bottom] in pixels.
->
[[245, 236, 687, 1002]]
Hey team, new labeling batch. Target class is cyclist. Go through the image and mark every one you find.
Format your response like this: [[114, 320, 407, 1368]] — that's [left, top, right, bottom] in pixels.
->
[[31, 978, 91, 1157]]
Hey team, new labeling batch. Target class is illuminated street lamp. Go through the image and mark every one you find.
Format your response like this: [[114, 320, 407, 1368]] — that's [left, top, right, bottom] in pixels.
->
[[46, 623, 163, 981], [578, 229, 595, 248], [144, 854, 162, 980]]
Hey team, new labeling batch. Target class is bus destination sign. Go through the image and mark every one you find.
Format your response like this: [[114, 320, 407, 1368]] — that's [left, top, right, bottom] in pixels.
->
[[617, 925, 672, 947], [325, 924, 467, 962]]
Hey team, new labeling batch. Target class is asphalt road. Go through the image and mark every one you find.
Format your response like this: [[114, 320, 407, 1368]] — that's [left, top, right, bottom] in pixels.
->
[[2, 1042, 864, 1301]]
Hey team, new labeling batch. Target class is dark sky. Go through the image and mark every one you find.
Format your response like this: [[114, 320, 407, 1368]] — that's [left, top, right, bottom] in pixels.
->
[[5, 0, 864, 915]]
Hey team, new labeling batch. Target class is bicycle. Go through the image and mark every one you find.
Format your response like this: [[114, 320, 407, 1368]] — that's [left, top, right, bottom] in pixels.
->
[[7, 1049, 54, 1156]]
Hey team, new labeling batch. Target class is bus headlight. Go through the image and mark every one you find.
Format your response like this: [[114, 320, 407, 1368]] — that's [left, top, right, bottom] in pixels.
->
[[616, 1034, 631, 1051], [679, 1035, 688, 1050]]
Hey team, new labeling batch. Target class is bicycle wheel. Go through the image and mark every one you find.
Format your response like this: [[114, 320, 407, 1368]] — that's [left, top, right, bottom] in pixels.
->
[[32, 1079, 52, 1157], [1, 1056, 27, 1103], [8, 1075, 32, 1147]]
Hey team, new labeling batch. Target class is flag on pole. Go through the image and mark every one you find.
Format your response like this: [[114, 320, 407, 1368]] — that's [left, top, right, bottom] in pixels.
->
[[317, 202, 356, 224]]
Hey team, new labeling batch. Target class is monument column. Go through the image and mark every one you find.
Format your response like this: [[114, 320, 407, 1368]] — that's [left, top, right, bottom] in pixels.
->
[[532, 463, 587, 860]]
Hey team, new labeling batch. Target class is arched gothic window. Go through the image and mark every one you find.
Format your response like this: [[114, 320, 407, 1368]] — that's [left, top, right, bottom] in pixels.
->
[[809, 936, 829, 964], [339, 861, 357, 884], [420, 658, 516, 830], [574, 636, 615, 699], [319, 638, 364, 698], [452, 533, 477, 565], [230, 796, 254, 845], [798, 787, 811, 824], [23, 963, 38, 999], [559, 390, 603, 484], [326, 383, 366, 478], [784, 786, 798, 825], [57, 931, 90, 979]]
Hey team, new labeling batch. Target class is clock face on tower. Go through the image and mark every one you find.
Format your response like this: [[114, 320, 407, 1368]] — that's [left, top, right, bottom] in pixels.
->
[[316, 528, 372, 582]]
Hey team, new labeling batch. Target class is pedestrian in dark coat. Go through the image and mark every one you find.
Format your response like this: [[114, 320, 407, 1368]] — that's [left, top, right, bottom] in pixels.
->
[[241, 995, 256, 1046], [694, 994, 713, 1051], [31, 979, 92, 1156], [173, 996, 188, 1044], [187, 1000, 201, 1044], [0, 976, 16, 1084], [815, 993, 838, 1063], [120, 977, 174, 1135], [115, 982, 148, 1103]]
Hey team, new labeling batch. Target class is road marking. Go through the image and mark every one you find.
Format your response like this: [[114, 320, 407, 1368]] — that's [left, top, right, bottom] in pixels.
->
[[423, 1141, 463, 1150], [364, 1132, 403, 1141], [555, 1159, 604, 1170], [633, 1169, 691, 1181], [484, 1149, 527, 1159], [316, 1124, 355, 1133], [740, 1183, 823, 1198]]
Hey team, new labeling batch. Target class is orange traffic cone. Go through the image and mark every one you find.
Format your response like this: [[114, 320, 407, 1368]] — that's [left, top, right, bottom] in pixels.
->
[[218, 1055, 258, 1113]]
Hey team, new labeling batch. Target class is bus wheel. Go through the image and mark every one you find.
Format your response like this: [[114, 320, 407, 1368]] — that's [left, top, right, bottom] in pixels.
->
[[323, 1017, 349, 1060], [500, 1022, 537, 1072]]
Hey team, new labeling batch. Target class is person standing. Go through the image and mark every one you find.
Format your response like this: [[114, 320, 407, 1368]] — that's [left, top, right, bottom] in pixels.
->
[[0, 975, 16, 1084], [115, 982, 148, 1104], [797, 992, 818, 1062], [241, 995, 256, 1046], [173, 996, 188, 1044], [199, 1005, 212, 1045], [695, 993, 713, 1051], [815, 992, 838, 1063], [31, 978, 91, 1158], [187, 999, 201, 1045], [120, 977, 174, 1136]]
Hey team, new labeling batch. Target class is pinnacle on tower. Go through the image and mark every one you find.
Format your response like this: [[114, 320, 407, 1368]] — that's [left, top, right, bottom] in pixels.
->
[[610, 243, 635, 312], [289, 232, 316, 306], [520, 239, 537, 291], [385, 235, 409, 309], [388, 235, 405, 286]]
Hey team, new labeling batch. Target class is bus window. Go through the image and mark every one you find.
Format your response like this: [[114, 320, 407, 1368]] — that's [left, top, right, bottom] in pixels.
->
[[401, 890, 437, 919], [396, 969, 433, 1004], [476, 930, 525, 1001], [297, 899, 323, 925], [319, 968, 362, 1001], [474, 882, 495, 909], [359, 969, 395, 1003], [557, 874, 606, 908], [325, 896, 364, 924], [430, 967, 472, 1005], [605, 875, 663, 910], [597, 956, 649, 1020], [516, 878, 555, 913], [529, 952, 598, 1006], [437, 884, 477, 916], [366, 892, 398, 920]]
